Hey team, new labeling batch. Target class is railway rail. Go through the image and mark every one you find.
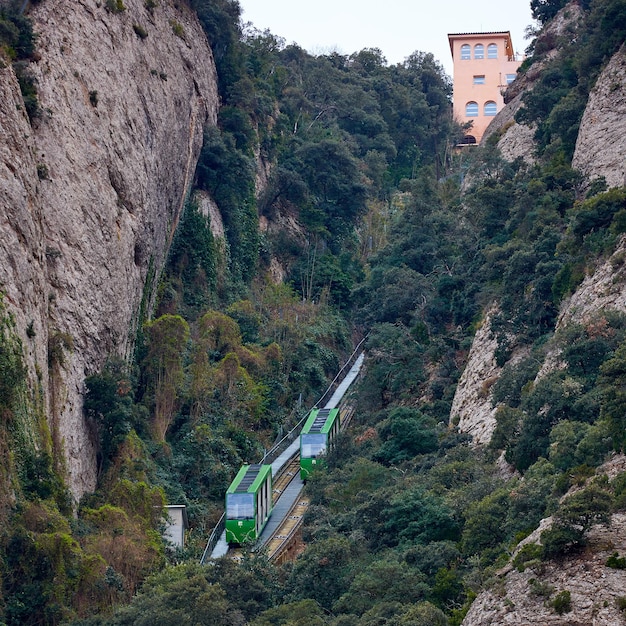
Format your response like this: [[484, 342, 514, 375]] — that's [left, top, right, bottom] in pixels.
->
[[259, 404, 356, 561], [201, 343, 365, 564]]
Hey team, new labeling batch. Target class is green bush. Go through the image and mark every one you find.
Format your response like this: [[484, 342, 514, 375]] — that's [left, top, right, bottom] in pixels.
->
[[528, 577, 554, 598], [512, 543, 544, 572], [374, 407, 438, 465], [550, 589, 572, 615], [541, 484, 612, 557], [606, 552, 626, 569], [105, 0, 126, 13], [13, 60, 39, 121], [0, 294, 27, 416], [84, 359, 137, 475], [170, 19, 184, 38], [132, 24, 148, 39]]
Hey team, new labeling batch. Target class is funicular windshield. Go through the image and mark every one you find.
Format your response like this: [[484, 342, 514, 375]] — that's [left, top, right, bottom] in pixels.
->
[[226, 493, 254, 519], [301, 433, 327, 458]]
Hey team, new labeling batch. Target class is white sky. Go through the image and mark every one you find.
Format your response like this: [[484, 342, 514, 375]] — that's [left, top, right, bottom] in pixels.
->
[[238, 0, 535, 77]]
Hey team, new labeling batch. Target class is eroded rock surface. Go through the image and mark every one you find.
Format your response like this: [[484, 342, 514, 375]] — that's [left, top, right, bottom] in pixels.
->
[[0, 0, 218, 498], [572, 43, 626, 190]]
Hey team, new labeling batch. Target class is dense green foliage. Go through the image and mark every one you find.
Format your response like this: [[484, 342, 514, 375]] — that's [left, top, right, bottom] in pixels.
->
[[4, 0, 626, 623], [1, 1, 39, 120], [518, 0, 626, 159]]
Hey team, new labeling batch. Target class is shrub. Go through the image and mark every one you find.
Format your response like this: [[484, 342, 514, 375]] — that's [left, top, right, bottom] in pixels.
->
[[512, 542, 544, 572], [550, 589, 572, 615], [105, 0, 126, 13], [37, 163, 49, 180], [13, 60, 39, 121], [133, 24, 148, 39], [528, 577, 554, 598], [541, 484, 612, 557], [48, 331, 73, 368], [606, 552, 626, 569], [170, 19, 184, 38]]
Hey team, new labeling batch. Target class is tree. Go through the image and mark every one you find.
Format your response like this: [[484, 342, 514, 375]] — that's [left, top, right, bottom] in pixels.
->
[[251, 599, 325, 626], [531, 0, 568, 23], [142, 315, 190, 441], [375, 407, 438, 465], [333, 557, 429, 616], [286, 537, 358, 610], [292, 139, 368, 244], [541, 483, 612, 557], [109, 563, 236, 625], [382, 487, 459, 547], [84, 359, 135, 475], [397, 602, 448, 626], [599, 341, 626, 452]]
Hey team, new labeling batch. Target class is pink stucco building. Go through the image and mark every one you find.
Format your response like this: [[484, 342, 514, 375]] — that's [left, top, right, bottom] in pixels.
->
[[448, 32, 523, 144]]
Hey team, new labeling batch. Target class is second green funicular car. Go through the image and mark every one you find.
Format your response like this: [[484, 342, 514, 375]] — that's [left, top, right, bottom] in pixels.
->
[[299, 407, 340, 480]]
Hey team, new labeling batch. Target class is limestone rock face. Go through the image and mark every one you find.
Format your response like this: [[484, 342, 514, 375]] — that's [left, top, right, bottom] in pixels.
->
[[483, 2, 584, 163], [0, 0, 219, 499], [454, 3, 626, 449], [463, 456, 626, 626], [572, 43, 626, 190], [449, 310, 501, 445], [0, 67, 48, 393], [450, 308, 530, 445], [486, 93, 536, 165], [463, 516, 626, 625], [557, 236, 626, 329]]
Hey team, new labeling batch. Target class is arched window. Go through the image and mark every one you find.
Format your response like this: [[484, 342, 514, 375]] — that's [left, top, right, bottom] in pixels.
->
[[460, 135, 477, 145], [484, 101, 497, 116], [461, 44, 471, 60], [474, 44, 484, 59], [487, 43, 498, 59], [466, 101, 478, 117]]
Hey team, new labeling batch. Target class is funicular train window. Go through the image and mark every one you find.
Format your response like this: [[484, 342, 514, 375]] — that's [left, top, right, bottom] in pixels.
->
[[227, 493, 254, 519], [301, 433, 327, 458]]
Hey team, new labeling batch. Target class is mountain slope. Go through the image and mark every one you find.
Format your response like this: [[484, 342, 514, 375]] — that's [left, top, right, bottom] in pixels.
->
[[0, 0, 219, 498]]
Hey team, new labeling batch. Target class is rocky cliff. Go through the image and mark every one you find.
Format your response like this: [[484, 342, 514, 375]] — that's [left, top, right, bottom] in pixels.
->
[[572, 43, 626, 190], [453, 7, 626, 623], [455, 4, 626, 448], [463, 456, 626, 626], [484, 2, 584, 164], [0, 0, 219, 499]]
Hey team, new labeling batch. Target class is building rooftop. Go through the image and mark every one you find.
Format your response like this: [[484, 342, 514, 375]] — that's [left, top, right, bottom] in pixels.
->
[[448, 31, 515, 58]]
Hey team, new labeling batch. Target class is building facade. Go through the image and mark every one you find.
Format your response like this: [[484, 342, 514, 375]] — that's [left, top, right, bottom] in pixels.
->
[[448, 32, 522, 144], [163, 505, 189, 548]]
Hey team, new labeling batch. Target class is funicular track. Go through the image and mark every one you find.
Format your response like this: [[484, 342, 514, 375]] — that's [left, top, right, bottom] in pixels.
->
[[201, 342, 364, 565], [264, 405, 356, 563]]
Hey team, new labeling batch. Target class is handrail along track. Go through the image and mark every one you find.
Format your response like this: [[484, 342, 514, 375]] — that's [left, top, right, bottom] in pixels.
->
[[200, 339, 365, 564]]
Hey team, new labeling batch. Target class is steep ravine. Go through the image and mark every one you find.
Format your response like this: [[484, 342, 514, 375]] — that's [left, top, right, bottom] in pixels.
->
[[453, 33, 626, 626], [0, 0, 219, 499], [454, 28, 626, 449]]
